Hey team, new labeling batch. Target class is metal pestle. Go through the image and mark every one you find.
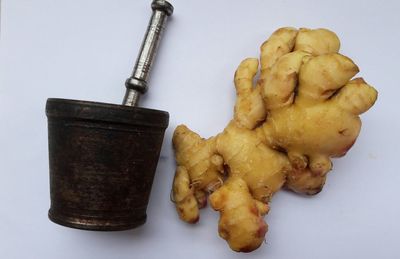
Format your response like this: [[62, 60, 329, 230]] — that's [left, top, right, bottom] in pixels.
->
[[123, 0, 173, 106]]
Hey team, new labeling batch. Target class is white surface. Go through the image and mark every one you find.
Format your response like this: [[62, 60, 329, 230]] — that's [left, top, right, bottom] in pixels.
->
[[1, 0, 399, 258]]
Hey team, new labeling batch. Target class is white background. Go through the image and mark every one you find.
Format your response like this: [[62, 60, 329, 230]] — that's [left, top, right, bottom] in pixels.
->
[[1, 0, 399, 258]]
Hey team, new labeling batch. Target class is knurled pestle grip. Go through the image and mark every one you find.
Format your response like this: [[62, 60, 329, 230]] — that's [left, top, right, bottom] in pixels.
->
[[123, 0, 174, 107]]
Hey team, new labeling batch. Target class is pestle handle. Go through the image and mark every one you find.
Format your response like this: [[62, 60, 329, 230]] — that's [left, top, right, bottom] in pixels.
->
[[123, 0, 174, 107]]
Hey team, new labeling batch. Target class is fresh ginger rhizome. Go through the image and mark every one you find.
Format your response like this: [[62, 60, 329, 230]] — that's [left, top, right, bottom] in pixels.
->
[[172, 27, 377, 253]]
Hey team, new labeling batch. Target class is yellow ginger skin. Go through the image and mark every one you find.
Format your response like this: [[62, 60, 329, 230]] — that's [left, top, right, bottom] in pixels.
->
[[209, 177, 269, 252], [172, 27, 377, 252]]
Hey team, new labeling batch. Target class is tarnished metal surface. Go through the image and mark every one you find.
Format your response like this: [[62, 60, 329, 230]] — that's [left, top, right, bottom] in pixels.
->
[[46, 0, 173, 231], [123, 0, 174, 106], [46, 99, 169, 230]]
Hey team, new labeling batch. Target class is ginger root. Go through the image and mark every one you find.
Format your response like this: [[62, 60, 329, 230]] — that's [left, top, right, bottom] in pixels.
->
[[171, 27, 377, 252]]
